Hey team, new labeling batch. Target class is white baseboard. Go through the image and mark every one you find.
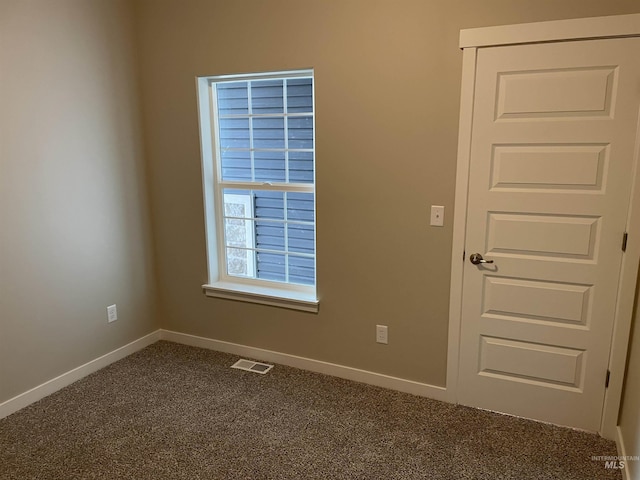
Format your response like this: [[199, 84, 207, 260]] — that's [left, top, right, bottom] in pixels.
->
[[616, 425, 634, 480], [160, 329, 450, 403], [0, 330, 161, 420]]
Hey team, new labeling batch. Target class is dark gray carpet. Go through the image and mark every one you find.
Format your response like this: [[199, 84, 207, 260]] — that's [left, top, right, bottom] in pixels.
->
[[0, 341, 621, 479]]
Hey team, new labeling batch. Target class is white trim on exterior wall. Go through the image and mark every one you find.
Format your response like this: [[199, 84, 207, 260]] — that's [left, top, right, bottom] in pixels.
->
[[450, 13, 640, 440], [0, 330, 161, 420], [160, 330, 449, 403]]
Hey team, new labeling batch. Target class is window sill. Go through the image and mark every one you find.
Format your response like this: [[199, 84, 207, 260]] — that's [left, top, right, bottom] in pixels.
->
[[202, 282, 319, 313]]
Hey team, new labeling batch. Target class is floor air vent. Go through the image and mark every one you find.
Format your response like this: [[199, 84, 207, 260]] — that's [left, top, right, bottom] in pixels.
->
[[231, 359, 274, 374]]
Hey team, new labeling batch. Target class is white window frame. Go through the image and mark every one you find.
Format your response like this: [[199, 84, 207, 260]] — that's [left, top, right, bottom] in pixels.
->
[[196, 70, 318, 313]]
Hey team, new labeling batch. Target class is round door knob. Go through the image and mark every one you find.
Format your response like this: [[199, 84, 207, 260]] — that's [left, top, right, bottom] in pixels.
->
[[470, 253, 494, 265]]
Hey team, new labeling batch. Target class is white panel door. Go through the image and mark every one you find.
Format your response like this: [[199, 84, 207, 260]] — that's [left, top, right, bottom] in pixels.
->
[[458, 37, 640, 431]]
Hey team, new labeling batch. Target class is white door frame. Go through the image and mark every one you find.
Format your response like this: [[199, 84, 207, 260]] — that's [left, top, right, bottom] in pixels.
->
[[447, 13, 640, 440]]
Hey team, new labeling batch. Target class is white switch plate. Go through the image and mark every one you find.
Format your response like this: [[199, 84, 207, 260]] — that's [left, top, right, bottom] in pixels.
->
[[107, 304, 118, 323], [430, 205, 445, 226], [376, 325, 388, 344]]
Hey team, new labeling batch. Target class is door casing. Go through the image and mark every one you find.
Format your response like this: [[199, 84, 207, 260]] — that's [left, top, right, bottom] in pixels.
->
[[447, 13, 640, 440]]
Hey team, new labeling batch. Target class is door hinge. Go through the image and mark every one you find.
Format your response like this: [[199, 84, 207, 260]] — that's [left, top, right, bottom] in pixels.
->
[[605, 370, 611, 388], [463, 250, 466, 261], [622, 232, 628, 252]]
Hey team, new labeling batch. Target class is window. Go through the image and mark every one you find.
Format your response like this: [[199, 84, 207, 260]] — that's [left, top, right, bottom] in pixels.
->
[[196, 70, 317, 312]]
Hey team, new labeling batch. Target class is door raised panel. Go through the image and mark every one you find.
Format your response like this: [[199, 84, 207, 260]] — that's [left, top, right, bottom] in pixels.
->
[[496, 67, 617, 119], [491, 144, 608, 191], [487, 213, 599, 259], [483, 276, 591, 326], [479, 336, 585, 389]]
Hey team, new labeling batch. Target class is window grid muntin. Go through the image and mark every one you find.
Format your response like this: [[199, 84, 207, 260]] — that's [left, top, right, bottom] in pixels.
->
[[283, 80, 290, 183], [283, 192, 290, 282], [282, 82, 290, 283], [217, 77, 313, 185], [220, 186, 315, 285], [211, 72, 315, 288], [223, 214, 314, 228], [223, 245, 315, 259], [247, 81, 255, 182]]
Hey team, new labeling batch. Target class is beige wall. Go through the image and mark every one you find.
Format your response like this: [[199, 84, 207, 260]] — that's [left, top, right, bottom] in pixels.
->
[[0, 0, 639, 451], [620, 274, 640, 467], [134, 0, 640, 387], [0, 0, 638, 449], [0, 0, 157, 403]]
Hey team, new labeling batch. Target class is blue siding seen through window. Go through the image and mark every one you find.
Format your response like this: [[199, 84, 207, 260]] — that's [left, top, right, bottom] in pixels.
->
[[216, 75, 315, 286]]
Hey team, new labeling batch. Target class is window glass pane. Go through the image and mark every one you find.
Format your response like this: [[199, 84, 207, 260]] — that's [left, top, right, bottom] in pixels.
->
[[287, 223, 315, 254], [223, 190, 255, 278], [217, 82, 248, 115], [253, 117, 285, 149], [254, 151, 285, 183], [257, 252, 286, 282], [251, 79, 283, 114], [226, 247, 254, 277], [286, 78, 313, 114], [208, 72, 315, 289], [218, 117, 250, 149], [287, 116, 313, 149], [254, 190, 284, 220], [288, 151, 314, 183], [287, 192, 315, 222], [224, 218, 254, 247], [289, 255, 315, 285], [223, 190, 253, 219], [256, 220, 284, 252], [221, 150, 251, 181]]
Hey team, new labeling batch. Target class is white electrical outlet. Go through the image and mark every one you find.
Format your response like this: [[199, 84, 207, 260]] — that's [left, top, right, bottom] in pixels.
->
[[107, 304, 118, 323], [430, 205, 445, 226], [376, 325, 388, 344]]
